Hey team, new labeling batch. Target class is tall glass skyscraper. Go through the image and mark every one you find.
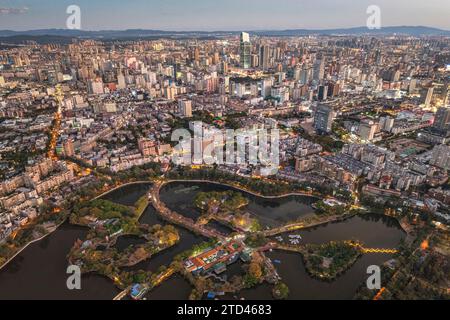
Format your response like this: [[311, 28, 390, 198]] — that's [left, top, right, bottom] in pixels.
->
[[240, 32, 251, 69]]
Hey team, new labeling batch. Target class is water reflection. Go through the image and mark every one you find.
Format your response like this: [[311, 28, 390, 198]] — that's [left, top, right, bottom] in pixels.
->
[[0, 223, 120, 300], [102, 183, 152, 206], [160, 181, 318, 228], [145, 275, 192, 300], [0, 181, 406, 300]]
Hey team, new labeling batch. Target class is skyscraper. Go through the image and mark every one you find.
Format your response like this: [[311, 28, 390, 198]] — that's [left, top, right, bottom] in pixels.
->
[[433, 107, 450, 131], [194, 47, 200, 62], [313, 59, 325, 81], [314, 104, 335, 134], [442, 78, 449, 107], [259, 44, 270, 71], [421, 87, 434, 107], [240, 32, 251, 69], [300, 65, 311, 85], [261, 78, 273, 98], [318, 85, 328, 101]]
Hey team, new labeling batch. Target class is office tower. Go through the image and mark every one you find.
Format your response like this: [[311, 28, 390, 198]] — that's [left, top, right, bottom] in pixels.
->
[[433, 107, 450, 131], [259, 45, 270, 71], [240, 32, 251, 69], [318, 85, 328, 101], [178, 99, 192, 118], [314, 104, 335, 134]]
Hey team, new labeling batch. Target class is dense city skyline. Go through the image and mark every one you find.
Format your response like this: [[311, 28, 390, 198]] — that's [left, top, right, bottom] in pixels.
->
[[0, 0, 449, 31]]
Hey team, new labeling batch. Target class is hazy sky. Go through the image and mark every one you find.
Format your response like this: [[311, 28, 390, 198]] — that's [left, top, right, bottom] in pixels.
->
[[0, 0, 449, 31]]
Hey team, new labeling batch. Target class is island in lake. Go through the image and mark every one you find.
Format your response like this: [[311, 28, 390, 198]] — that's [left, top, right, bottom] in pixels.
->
[[49, 180, 407, 300]]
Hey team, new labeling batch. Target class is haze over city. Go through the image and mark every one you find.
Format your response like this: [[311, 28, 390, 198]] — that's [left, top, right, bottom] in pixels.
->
[[0, 0, 449, 31]]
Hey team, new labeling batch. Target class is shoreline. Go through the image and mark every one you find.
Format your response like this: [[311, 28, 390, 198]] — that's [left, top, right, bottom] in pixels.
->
[[0, 178, 410, 300], [160, 179, 408, 235], [161, 179, 323, 200], [0, 219, 66, 271], [0, 180, 152, 272], [0, 178, 408, 276], [93, 180, 153, 200]]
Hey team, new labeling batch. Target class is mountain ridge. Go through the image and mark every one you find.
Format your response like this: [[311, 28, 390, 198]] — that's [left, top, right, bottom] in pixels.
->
[[0, 26, 449, 40]]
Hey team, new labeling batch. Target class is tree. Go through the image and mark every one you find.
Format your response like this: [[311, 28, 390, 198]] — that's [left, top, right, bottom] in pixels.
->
[[248, 262, 263, 279], [243, 274, 258, 288], [273, 282, 289, 300]]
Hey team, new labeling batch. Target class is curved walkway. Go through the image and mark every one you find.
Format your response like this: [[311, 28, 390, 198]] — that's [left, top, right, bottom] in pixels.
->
[[149, 181, 226, 240], [93, 180, 153, 200], [275, 241, 399, 255], [163, 179, 322, 200]]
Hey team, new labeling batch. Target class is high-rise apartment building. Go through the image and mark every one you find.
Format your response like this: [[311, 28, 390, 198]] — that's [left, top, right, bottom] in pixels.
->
[[433, 107, 450, 131], [430, 144, 450, 170], [178, 99, 192, 118], [421, 87, 434, 107], [314, 104, 335, 134], [313, 59, 325, 81], [88, 79, 104, 95], [259, 45, 270, 71]]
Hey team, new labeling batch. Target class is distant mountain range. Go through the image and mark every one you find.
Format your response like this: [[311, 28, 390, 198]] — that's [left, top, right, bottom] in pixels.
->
[[0, 26, 448, 43], [254, 26, 450, 36]]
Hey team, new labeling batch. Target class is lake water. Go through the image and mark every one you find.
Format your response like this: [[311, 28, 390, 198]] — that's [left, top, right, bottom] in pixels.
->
[[0, 181, 405, 300]]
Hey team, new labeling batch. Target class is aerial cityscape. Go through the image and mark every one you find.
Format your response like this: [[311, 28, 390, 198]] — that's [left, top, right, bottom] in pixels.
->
[[0, 1, 449, 303]]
